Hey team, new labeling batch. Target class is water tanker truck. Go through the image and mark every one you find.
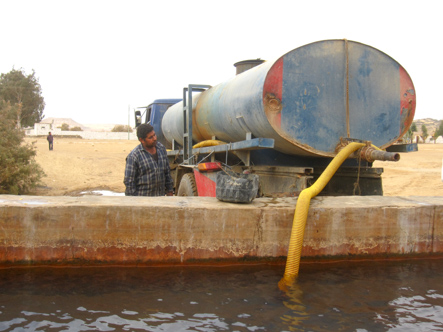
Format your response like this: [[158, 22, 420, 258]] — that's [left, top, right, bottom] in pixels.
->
[[135, 39, 416, 198]]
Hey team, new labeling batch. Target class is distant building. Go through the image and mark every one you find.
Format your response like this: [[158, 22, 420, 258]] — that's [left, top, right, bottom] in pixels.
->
[[24, 119, 137, 140], [25, 121, 62, 136]]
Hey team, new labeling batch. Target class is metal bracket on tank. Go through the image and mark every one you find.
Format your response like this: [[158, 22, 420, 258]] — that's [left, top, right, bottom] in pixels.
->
[[182, 84, 211, 164], [233, 133, 253, 166], [170, 137, 275, 167]]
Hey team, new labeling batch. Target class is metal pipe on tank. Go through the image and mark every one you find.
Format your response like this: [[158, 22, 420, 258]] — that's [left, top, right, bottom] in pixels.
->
[[161, 39, 416, 158], [233, 59, 265, 75], [360, 147, 400, 162]]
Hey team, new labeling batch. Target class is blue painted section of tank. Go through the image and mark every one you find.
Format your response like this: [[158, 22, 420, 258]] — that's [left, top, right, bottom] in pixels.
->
[[279, 41, 402, 152], [348, 43, 401, 146], [280, 41, 347, 153]]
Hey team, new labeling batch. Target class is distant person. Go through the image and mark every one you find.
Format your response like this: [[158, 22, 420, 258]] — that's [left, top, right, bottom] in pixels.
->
[[124, 124, 173, 196], [47, 132, 53, 151]]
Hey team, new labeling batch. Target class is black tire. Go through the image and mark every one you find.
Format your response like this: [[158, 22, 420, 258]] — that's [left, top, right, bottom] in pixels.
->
[[177, 173, 198, 196]]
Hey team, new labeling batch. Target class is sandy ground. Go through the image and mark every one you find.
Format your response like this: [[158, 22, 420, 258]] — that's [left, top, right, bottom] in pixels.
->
[[373, 143, 443, 196], [28, 137, 136, 196], [26, 137, 443, 197]]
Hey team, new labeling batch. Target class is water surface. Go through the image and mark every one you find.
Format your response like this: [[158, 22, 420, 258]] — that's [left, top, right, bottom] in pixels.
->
[[1, 259, 442, 331]]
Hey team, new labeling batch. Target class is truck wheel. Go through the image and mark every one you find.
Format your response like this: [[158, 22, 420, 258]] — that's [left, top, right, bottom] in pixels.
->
[[177, 173, 198, 196]]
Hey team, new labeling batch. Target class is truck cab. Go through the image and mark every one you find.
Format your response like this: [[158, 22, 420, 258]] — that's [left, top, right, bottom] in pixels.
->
[[134, 98, 181, 149]]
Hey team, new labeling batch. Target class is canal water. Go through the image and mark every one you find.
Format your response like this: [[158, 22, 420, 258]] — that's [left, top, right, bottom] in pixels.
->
[[1, 258, 442, 331]]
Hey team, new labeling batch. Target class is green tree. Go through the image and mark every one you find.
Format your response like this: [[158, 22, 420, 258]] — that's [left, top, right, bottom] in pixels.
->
[[0, 68, 45, 128], [421, 124, 428, 140], [60, 123, 70, 131], [0, 100, 45, 194], [404, 128, 413, 143], [111, 124, 133, 133], [410, 122, 417, 132], [436, 121, 443, 137], [70, 126, 83, 131]]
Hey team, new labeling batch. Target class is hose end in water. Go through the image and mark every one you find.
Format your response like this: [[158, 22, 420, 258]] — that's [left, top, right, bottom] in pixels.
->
[[278, 274, 297, 292]]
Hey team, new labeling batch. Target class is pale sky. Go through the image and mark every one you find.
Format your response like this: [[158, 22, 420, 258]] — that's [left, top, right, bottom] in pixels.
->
[[1, 0, 441, 125]]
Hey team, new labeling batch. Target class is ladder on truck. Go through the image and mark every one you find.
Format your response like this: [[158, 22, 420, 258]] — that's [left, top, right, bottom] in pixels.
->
[[177, 84, 275, 167], [182, 84, 211, 165]]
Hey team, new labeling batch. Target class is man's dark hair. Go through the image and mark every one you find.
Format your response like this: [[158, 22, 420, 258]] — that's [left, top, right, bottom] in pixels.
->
[[137, 124, 154, 140]]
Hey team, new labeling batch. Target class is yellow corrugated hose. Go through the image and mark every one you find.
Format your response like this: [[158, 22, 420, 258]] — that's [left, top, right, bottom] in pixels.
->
[[278, 142, 366, 291], [193, 140, 226, 148]]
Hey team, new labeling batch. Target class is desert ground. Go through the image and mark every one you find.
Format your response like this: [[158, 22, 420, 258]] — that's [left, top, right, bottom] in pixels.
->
[[26, 137, 443, 197]]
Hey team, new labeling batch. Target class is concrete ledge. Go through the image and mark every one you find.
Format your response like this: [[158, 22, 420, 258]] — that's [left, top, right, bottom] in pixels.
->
[[0, 195, 442, 266]]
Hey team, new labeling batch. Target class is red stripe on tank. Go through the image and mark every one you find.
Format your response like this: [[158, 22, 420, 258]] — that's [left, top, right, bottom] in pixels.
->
[[399, 66, 416, 135], [263, 57, 284, 128]]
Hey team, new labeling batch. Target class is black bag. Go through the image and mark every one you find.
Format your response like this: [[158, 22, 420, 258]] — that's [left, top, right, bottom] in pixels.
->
[[216, 169, 259, 203]]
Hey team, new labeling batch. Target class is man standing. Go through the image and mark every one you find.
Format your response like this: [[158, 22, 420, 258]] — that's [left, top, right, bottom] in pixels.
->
[[124, 124, 174, 196], [47, 132, 53, 150]]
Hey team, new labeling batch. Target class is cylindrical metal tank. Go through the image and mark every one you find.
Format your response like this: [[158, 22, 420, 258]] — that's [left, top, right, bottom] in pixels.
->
[[162, 39, 416, 157]]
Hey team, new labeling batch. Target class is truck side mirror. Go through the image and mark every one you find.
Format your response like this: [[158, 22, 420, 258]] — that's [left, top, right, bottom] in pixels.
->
[[134, 110, 142, 127]]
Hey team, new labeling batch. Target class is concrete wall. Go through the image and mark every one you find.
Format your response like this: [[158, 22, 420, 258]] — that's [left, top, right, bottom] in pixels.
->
[[0, 195, 441, 266]]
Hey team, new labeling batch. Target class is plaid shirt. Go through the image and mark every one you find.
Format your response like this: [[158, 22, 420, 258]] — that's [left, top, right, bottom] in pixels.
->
[[124, 142, 173, 196]]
